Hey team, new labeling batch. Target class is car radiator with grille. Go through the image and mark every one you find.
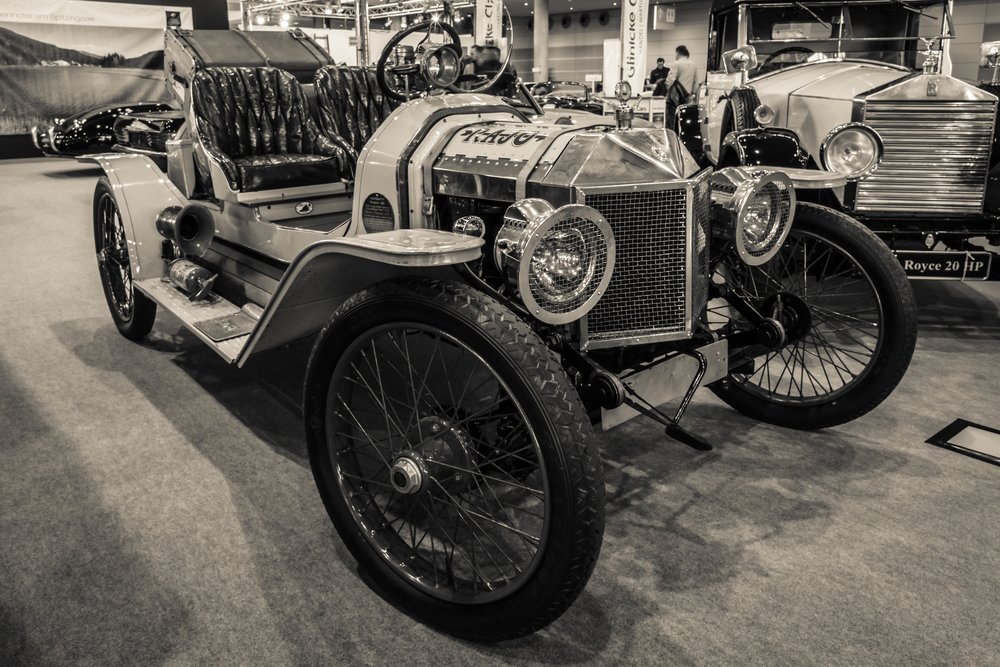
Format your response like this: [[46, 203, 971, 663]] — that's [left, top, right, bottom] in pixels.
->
[[579, 173, 711, 349], [855, 100, 996, 215]]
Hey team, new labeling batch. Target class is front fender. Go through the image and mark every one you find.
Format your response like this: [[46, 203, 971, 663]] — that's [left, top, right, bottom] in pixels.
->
[[676, 103, 710, 169], [717, 127, 812, 170], [237, 230, 483, 364], [93, 153, 188, 281]]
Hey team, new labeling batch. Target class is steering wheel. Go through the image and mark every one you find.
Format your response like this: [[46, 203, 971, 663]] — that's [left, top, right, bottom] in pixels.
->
[[376, 20, 463, 102], [376, 16, 514, 103], [758, 46, 815, 74]]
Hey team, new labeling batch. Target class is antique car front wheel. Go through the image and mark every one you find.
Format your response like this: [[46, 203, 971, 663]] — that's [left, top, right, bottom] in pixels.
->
[[303, 278, 605, 641], [709, 203, 917, 430], [93, 177, 156, 340]]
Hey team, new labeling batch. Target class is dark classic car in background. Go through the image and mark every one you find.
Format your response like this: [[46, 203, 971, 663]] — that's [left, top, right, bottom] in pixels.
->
[[31, 101, 175, 157], [679, 0, 1000, 281], [527, 80, 604, 115]]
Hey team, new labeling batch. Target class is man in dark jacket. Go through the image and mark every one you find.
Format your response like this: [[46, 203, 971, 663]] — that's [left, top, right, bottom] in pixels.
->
[[649, 57, 670, 94]]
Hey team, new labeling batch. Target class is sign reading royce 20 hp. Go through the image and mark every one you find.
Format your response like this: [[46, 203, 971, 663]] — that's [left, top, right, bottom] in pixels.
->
[[896, 250, 992, 280]]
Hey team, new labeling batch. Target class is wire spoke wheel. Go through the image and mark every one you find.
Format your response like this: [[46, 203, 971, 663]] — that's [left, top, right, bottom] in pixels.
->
[[305, 279, 605, 640], [330, 324, 548, 603], [708, 203, 916, 429], [92, 177, 155, 340], [718, 230, 883, 405], [96, 190, 134, 320]]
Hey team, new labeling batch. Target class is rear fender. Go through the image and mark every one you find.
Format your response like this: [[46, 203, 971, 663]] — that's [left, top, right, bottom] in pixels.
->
[[93, 153, 191, 281], [236, 230, 483, 365]]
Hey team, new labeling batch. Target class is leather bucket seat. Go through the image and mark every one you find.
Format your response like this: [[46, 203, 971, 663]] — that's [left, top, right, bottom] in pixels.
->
[[192, 66, 354, 192], [314, 65, 396, 155]]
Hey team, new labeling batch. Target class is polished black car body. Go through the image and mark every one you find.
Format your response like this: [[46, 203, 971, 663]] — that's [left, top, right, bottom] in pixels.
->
[[32, 102, 174, 157]]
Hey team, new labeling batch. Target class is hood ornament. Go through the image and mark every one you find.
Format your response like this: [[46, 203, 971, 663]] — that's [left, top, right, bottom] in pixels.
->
[[613, 80, 634, 131]]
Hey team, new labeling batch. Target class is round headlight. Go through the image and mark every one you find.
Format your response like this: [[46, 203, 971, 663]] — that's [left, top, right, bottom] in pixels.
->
[[820, 123, 883, 180], [494, 200, 615, 324], [731, 172, 795, 266], [421, 44, 461, 88]]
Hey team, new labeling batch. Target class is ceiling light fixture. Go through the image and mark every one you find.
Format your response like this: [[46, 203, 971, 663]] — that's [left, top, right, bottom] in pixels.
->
[[254, 14, 266, 24]]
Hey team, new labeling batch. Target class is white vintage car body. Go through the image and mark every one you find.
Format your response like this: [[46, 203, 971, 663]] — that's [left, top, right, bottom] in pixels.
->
[[693, 0, 1000, 280]]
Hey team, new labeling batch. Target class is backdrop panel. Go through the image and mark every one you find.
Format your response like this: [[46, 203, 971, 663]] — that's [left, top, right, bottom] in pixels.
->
[[0, 0, 192, 134]]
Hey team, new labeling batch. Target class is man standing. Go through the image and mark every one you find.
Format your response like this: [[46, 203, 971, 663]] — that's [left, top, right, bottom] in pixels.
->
[[662, 45, 698, 130], [663, 45, 697, 98], [649, 58, 670, 86]]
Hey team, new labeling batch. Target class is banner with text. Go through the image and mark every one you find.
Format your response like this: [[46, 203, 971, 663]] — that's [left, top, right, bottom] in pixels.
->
[[0, 0, 192, 135], [619, 0, 648, 95], [475, 0, 503, 47]]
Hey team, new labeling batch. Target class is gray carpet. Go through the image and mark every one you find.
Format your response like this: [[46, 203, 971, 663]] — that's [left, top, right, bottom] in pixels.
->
[[2, 158, 999, 666]]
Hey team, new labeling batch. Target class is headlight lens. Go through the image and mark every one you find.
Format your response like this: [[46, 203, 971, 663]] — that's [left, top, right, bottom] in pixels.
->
[[820, 123, 883, 180], [421, 44, 461, 88], [712, 169, 796, 266], [494, 200, 615, 324]]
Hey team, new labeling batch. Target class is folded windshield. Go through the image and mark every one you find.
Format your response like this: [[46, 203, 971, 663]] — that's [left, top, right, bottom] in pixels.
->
[[746, 0, 950, 74]]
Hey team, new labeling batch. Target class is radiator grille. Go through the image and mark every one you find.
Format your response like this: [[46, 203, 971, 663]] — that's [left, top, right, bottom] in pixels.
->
[[691, 177, 712, 323], [583, 186, 689, 346], [856, 101, 996, 214]]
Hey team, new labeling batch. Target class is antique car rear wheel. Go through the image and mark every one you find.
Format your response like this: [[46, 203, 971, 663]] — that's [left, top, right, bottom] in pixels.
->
[[304, 278, 605, 641], [709, 203, 917, 429], [93, 177, 156, 340]]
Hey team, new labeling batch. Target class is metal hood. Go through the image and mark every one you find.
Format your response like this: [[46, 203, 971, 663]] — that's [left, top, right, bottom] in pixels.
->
[[752, 60, 909, 102]]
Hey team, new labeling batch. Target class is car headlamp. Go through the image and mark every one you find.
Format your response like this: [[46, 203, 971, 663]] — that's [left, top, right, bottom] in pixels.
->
[[712, 170, 795, 266], [820, 123, 883, 180], [421, 44, 462, 88], [494, 199, 615, 324]]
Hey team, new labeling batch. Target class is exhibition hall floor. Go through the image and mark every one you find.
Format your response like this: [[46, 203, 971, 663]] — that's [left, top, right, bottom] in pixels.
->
[[2, 158, 1000, 666]]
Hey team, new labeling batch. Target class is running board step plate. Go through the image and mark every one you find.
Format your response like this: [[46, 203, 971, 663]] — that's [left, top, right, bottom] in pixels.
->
[[135, 278, 252, 363]]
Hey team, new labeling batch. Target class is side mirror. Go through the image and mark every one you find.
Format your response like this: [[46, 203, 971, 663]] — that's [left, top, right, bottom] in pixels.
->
[[980, 41, 1000, 84], [722, 46, 758, 75], [979, 41, 1000, 68]]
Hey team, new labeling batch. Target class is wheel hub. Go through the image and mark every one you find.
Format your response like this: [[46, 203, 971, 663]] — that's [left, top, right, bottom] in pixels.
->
[[764, 292, 812, 342], [390, 416, 475, 495]]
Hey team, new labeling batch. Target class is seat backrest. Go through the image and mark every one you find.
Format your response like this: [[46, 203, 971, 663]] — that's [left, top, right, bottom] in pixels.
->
[[314, 65, 396, 154], [192, 66, 328, 161]]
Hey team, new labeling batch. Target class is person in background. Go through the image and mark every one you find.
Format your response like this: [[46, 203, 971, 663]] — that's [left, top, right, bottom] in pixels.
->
[[663, 45, 697, 99], [649, 58, 670, 87], [663, 45, 698, 130]]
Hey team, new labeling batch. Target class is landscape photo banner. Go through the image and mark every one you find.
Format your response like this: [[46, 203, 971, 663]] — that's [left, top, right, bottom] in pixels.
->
[[0, 0, 193, 136]]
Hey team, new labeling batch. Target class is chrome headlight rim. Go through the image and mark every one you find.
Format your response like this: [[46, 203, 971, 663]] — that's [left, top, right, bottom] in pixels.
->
[[495, 200, 616, 325], [819, 122, 884, 181], [731, 171, 796, 266], [420, 43, 462, 89]]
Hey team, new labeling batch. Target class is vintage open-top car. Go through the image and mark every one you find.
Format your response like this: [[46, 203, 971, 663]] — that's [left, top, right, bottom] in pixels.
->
[[91, 12, 916, 640], [681, 0, 1000, 281]]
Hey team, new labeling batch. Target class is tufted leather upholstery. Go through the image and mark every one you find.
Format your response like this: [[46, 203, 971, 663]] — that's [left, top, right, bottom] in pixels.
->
[[192, 66, 355, 192], [314, 65, 396, 155]]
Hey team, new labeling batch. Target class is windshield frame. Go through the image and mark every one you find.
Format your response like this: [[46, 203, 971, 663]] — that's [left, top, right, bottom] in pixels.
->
[[726, 0, 955, 74]]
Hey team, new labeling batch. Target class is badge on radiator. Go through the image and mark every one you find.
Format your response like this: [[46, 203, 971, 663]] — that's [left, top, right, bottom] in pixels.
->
[[295, 201, 314, 215], [927, 79, 938, 96]]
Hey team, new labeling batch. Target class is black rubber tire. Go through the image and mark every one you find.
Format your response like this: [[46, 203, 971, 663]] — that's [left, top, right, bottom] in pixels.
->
[[710, 203, 918, 430], [93, 177, 156, 341], [721, 86, 760, 137], [303, 278, 605, 641]]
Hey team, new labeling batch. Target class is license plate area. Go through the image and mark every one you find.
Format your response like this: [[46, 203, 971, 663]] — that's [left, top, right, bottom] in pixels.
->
[[895, 250, 993, 281]]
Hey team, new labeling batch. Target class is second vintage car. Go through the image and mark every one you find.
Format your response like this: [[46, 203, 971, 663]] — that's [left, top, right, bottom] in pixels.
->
[[681, 0, 1000, 281], [90, 13, 916, 642]]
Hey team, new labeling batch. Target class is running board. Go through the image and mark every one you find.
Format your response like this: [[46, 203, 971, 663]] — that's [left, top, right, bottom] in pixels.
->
[[136, 278, 253, 364]]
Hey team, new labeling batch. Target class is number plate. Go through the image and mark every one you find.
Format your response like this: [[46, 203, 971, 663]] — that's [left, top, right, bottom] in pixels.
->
[[895, 250, 993, 281]]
